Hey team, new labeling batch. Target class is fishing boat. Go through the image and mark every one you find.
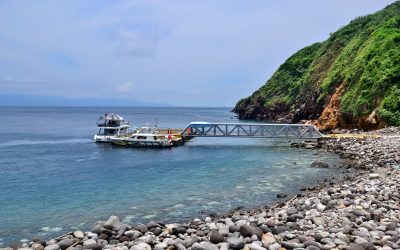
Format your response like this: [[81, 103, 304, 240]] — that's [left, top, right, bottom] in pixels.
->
[[94, 113, 132, 143], [111, 126, 174, 148]]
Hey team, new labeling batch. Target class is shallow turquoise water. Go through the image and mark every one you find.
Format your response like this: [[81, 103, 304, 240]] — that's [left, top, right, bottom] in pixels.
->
[[0, 107, 340, 245]]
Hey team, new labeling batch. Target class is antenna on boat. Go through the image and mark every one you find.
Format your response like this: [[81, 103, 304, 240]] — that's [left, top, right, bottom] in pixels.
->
[[155, 118, 158, 127]]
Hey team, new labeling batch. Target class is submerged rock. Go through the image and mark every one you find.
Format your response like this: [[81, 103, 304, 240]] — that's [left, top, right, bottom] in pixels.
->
[[276, 193, 287, 198], [311, 161, 330, 168]]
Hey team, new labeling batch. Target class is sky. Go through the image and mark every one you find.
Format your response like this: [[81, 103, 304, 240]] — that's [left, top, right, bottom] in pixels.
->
[[0, 0, 396, 107]]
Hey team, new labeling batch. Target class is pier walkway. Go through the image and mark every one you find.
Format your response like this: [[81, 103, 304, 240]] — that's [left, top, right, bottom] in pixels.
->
[[180, 122, 324, 139]]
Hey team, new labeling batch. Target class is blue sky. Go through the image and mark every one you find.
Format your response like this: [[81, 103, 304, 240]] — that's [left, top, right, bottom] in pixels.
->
[[0, 0, 396, 106]]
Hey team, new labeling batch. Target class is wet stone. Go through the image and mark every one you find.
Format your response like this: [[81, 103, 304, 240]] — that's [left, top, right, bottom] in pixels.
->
[[277, 193, 287, 198]]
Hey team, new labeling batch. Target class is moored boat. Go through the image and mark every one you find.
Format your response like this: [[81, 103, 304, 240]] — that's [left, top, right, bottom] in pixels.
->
[[111, 126, 174, 148], [94, 113, 132, 143]]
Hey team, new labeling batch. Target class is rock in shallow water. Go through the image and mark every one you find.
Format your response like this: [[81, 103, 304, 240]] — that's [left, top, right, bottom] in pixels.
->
[[311, 161, 329, 168], [276, 193, 287, 198], [104, 215, 122, 229]]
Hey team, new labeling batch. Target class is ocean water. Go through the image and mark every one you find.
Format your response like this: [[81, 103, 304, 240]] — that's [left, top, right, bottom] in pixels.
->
[[0, 107, 341, 245]]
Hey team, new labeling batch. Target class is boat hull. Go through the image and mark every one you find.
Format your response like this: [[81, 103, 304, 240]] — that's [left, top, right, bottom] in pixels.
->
[[94, 135, 116, 143], [112, 139, 173, 148]]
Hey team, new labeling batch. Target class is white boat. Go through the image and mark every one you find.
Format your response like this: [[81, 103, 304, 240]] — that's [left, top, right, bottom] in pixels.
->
[[111, 126, 173, 148], [94, 113, 132, 143]]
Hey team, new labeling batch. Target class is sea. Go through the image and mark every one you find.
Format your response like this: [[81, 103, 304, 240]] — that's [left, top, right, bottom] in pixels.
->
[[0, 107, 341, 245]]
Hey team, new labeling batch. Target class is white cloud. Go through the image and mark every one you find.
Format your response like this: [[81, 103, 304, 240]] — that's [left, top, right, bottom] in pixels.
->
[[116, 28, 158, 57], [116, 82, 134, 92]]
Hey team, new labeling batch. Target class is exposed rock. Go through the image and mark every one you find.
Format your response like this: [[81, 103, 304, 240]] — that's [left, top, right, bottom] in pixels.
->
[[227, 237, 245, 250], [82, 243, 102, 250], [44, 244, 60, 250], [191, 241, 218, 250], [312, 217, 325, 226], [172, 226, 188, 235], [281, 241, 305, 249], [209, 233, 224, 244], [73, 230, 84, 239], [261, 233, 276, 246], [104, 215, 122, 229], [57, 239, 74, 250], [130, 242, 151, 250], [369, 173, 380, 179]]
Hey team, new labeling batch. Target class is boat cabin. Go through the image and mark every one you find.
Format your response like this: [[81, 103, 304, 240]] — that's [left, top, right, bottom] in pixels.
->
[[97, 126, 130, 136]]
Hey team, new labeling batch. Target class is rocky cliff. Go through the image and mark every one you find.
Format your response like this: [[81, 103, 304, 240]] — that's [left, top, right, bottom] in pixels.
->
[[233, 2, 400, 130]]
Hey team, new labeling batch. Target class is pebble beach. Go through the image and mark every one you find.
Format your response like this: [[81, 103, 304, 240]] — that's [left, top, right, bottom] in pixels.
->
[[5, 127, 400, 250]]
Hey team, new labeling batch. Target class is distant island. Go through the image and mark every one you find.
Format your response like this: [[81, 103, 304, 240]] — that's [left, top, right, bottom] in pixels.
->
[[233, 1, 400, 131], [0, 94, 169, 107]]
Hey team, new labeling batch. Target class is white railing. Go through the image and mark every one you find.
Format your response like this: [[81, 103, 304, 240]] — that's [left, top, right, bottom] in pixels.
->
[[180, 123, 324, 139]]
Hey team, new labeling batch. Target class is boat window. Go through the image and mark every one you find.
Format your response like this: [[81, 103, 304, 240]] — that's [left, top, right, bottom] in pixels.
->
[[137, 136, 147, 140], [103, 129, 116, 135]]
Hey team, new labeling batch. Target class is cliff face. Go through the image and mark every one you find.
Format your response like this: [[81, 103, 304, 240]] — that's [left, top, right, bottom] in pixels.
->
[[233, 2, 400, 130]]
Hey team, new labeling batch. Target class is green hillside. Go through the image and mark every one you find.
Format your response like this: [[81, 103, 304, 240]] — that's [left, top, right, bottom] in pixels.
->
[[233, 1, 400, 130]]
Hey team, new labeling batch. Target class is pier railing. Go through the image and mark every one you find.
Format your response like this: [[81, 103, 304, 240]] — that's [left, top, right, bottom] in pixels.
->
[[180, 122, 324, 139]]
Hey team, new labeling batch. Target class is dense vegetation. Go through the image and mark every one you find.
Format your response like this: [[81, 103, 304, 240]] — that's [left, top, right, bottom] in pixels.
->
[[234, 1, 400, 129]]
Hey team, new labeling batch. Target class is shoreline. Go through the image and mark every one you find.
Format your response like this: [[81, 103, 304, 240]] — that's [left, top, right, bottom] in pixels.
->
[[4, 127, 400, 250]]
